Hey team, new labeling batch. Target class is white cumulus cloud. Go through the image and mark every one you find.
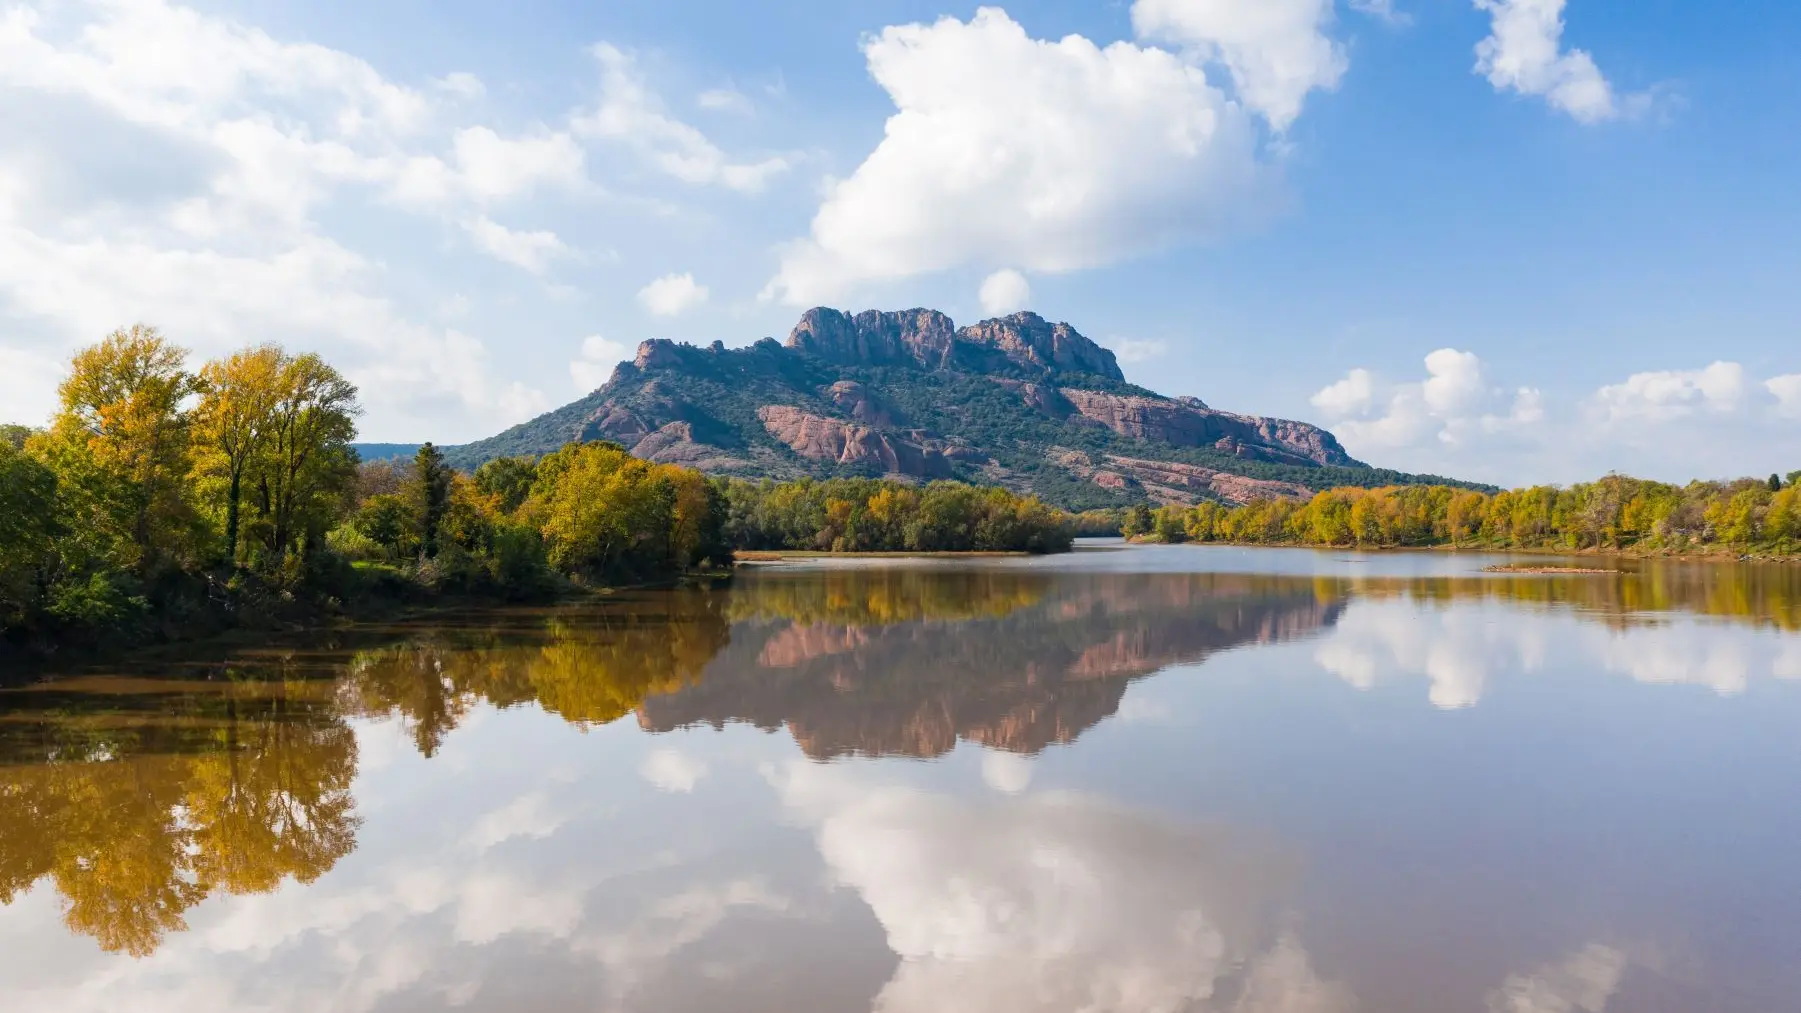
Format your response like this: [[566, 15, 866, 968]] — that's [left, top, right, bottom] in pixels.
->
[[1312, 349, 1543, 451], [575, 44, 790, 192], [461, 216, 570, 274], [1310, 366, 1375, 418], [569, 334, 629, 391], [764, 7, 1271, 306], [1769, 374, 1801, 419], [1473, 0, 1628, 123], [1103, 336, 1170, 365], [695, 86, 754, 114], [434, 71, 485, 100], [0, 344, 66, 427], [637, 272, 708, 317], [1592, 361, 1749, 421], [977, 268, 1031, 315], [0, 0, 601, 438], [1312, 350, 1798, 482], [1131, 0, 1347, 130], [1348, 0, 1411, 26]]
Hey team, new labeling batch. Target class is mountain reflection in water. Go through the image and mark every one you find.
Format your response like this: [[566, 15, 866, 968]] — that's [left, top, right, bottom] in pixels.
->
[[0, 548, 1798, 1012], [645, 570, 1343, 758]]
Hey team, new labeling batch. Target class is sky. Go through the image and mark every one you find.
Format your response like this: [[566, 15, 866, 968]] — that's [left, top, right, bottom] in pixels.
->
[[0, 0, 1797, 485]]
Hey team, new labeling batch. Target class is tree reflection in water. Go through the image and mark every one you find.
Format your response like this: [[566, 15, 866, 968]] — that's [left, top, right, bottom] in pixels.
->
[[0, 675, 356, 956], [2, 555, 1797, 958]]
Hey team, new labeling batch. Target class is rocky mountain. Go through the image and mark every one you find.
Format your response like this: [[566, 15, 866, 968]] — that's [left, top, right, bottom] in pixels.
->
[[448, 307, 1466, 509]]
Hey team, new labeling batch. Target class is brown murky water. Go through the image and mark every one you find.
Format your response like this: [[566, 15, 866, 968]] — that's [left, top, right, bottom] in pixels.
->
[[3, 542, 1800, 1012]]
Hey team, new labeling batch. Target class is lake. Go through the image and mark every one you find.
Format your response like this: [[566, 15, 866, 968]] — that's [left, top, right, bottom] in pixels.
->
[[3, 541, 1800, 1012]]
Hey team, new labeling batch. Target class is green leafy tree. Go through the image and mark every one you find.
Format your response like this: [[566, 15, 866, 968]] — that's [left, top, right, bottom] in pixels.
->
[[351, 494, 418, 556], [1152, 504, 1188, 543], [245, 354, 359, 573], [0, 441, 60, 627], [191, 345, 282, 565], [1121, 504, 1153, 540], [472, 456, 538, 515]]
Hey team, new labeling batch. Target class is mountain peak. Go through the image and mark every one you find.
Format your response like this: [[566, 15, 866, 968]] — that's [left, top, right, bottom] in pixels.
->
[[956, 312, 1122, 382], [786, 307, 958, 370], [633, 338, 684, 370], [785, 306, 1122, 381]]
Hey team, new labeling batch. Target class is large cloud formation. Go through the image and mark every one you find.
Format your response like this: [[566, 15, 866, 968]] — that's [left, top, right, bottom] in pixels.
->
[[765, 6, 1305, 307], [1473, 0, 1632, 123], [1310, 350, 1801, 483], [0, 0, 778, 438]]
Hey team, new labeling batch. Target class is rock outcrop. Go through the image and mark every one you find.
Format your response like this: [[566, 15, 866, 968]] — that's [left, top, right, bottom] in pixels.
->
[[631, 422, 749, 471], [1051, 449, 1313, 505], [787, 307, 1123, 382], [757, 406, 954, 478], [1058, 389, 1355, 467], [956, 312, 1124, 381], [824, 380, 901, 427], [991, 377, 1076, 416], [787, 308, 958, 370]]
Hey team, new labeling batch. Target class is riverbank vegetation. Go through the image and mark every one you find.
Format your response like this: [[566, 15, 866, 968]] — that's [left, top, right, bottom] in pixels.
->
[[1141, 474, 1801, 557], [720, 477, 1072, 555], [1, 330, 1075, 656]]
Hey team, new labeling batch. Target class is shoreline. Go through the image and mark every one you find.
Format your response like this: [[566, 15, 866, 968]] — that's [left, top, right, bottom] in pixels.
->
[[733, 550, 1034, 562], [1125, 538, 1800, 565], [0, 571, 731, 680]]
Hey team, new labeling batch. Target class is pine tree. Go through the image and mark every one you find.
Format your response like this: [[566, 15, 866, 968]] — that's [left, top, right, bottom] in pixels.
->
[[414, 443, 452, 558]]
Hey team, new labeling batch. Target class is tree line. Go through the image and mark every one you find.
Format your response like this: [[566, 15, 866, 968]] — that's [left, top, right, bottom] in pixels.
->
[[2, 329, 1076, 653], [1126, 473, 1801, 556], [720, 476, 1073, 554]]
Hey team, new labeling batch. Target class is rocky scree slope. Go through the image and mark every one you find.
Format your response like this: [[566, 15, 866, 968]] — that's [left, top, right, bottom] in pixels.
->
[[447, 308, 1465, 509]]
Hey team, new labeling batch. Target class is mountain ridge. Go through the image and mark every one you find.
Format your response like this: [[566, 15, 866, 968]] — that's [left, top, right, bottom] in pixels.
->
[[444, 307, 1475, 510]]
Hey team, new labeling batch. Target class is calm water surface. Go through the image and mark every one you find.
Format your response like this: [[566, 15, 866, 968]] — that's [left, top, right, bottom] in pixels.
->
[[4, 542, 1801, 1012]]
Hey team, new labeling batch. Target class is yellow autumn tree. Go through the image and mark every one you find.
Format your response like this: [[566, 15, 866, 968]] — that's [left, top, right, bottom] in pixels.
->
[[191, 344, 283, 565], [48, 325, 199, 572]]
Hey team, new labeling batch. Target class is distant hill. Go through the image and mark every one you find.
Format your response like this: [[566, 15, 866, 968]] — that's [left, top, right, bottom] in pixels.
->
[[446, 308, 1478, 510], [350, 443, 423, 462]]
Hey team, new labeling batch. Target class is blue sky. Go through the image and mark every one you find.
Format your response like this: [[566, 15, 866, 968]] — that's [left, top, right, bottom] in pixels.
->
[[1, 0, 1797, 484]]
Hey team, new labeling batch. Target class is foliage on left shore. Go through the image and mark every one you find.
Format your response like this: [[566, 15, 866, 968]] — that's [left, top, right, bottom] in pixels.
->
[[0, 328, 733, 657]]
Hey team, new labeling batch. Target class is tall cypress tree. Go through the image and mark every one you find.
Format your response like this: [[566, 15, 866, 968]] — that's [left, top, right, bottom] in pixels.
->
[[415, 443, 452, 558]]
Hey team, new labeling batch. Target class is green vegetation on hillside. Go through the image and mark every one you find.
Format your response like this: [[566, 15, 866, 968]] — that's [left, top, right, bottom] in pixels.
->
[[851, 366, 1480, 505], [1145, 474, 1801, 556]]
